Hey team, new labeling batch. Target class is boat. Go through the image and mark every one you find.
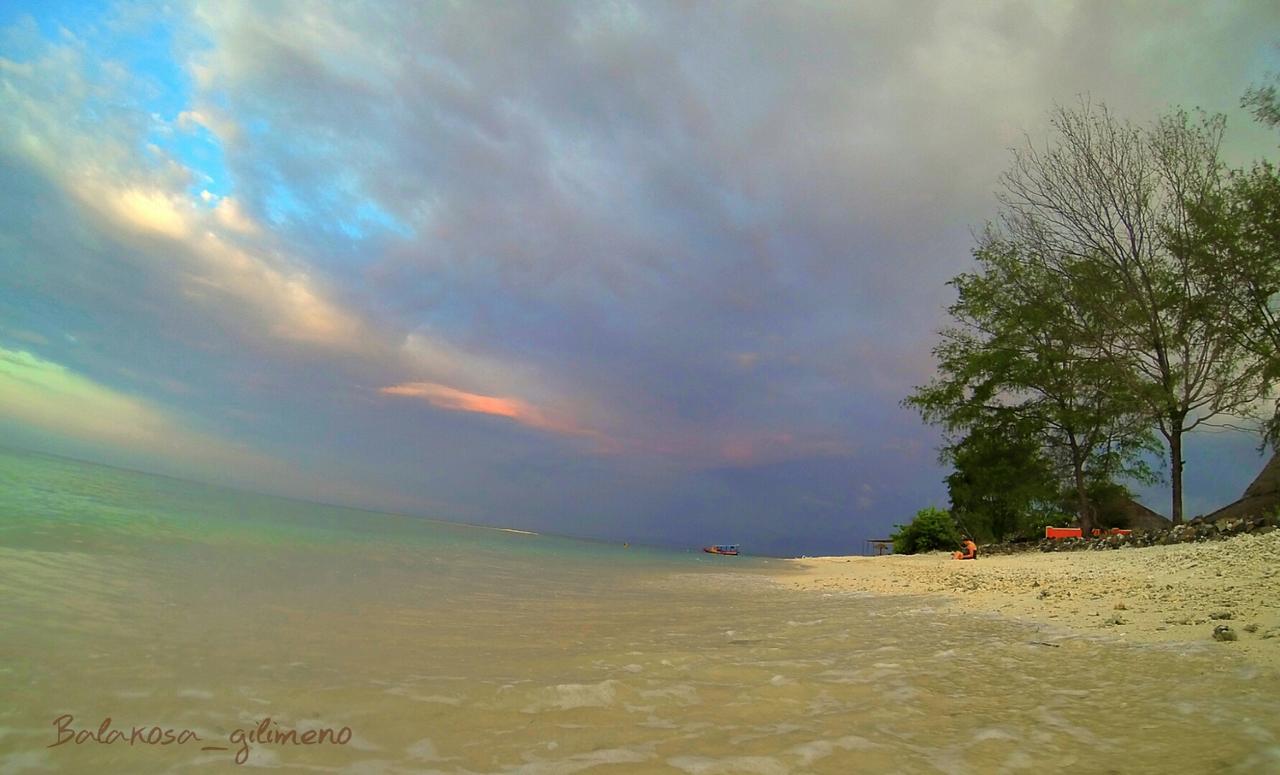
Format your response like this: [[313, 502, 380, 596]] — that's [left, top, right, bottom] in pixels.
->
[[702, 544, 739, 556]]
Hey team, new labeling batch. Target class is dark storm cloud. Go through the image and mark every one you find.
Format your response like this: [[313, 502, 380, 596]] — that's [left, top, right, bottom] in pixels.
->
[[2, 1, 1277, 552]]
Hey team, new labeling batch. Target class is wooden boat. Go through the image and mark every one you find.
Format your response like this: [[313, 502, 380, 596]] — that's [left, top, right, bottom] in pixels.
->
[[702, 544, 739, 556]]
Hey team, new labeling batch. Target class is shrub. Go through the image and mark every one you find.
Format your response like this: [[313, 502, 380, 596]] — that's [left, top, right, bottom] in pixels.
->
[[891, 507, 962, 554], [1020, 505, 1069, 539], [944, 421, 1061, 543]]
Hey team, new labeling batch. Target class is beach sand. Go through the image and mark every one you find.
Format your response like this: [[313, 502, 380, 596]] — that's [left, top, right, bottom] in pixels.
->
[[776, 530, 1280, 671]]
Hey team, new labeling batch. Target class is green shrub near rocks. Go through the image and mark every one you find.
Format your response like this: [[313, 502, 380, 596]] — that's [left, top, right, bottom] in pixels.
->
[[891, 507, 962, 554]]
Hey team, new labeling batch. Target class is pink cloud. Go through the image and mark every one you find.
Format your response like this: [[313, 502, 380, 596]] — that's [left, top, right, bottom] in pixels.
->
[[379, 381, 604, 443], [381, 382, 850, 466]]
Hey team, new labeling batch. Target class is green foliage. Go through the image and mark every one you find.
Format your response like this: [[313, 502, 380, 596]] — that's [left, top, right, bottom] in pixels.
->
[[945, 420, 1065, 542], [890, 507, 961, 555], [1061, 480, 1137, 530], [903, 220, 1161, 533], [908, 99, 1268, 525], [1181, 159, 1280, 449], [1243, 74, 1280, 130], [1020, 508, 1065, 540]]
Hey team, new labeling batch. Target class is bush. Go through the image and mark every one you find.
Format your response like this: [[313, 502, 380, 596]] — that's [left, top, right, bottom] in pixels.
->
[[1021, 505, 1069, 539], [944, 421, 1061, 543], [891, 507, 962, 554]]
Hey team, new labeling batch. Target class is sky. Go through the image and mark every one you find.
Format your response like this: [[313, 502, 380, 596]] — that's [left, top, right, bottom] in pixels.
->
[[1, 1, 1278, 556]]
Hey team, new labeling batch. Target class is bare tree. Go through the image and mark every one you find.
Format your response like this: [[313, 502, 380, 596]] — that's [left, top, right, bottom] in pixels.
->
[[993, 101, 1267, 523]]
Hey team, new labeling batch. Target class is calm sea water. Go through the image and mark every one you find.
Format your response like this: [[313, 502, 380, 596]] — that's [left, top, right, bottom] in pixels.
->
[[1, 448, 1277, 774]]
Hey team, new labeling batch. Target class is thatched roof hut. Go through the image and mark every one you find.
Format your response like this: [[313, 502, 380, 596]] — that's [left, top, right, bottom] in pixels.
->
[[1117, 498, 1171, 531], [1202, 452, 1280, 522]]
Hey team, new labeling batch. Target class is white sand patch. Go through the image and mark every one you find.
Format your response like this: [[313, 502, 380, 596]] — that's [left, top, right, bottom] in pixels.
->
[[668, 755, 788, 775], [405, 738, 441, 760], [522, 680, 618, 712], [787, 735, 879, 766]]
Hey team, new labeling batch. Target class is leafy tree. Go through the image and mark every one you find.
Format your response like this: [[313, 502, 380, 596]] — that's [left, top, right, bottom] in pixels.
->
[[890, 506, 961, 555], [944, 418, 1067, 542], [1243, 72, 1280, 130], [905, 229, 1159, 534], [990, 101, 1268, 523], [1180, 160, 1280, 446]]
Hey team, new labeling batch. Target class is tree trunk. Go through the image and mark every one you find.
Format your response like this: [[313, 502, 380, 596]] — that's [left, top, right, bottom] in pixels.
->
[[1073, 466, 1095, 536], [1170, 429, 1184, 524]]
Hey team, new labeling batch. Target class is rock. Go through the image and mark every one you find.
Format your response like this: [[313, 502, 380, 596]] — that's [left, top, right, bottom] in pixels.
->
[[1212, 625, 1238, 642], [1106, 614, 1127, 626], [1209, 611, 1233, 620], [1114, 602, 1127, 610], [1243, 623, 1259, 634]]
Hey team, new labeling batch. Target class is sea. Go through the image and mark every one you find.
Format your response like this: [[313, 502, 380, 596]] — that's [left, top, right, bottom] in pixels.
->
[[1, 447, 1277, 774]]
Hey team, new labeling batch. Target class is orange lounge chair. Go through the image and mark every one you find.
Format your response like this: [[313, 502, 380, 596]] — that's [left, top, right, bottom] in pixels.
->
[[1045, 527, 1083, 539]]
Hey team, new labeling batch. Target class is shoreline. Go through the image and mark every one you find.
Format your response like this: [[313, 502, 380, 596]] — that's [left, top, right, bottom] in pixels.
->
[[773, 530, 1280, 671]]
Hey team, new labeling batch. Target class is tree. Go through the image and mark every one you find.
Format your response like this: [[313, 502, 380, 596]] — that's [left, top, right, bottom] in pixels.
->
[[992, 101, 1268, 523], [890, 507, 960, 555], [1243, 72, 1280, 130], [1181, 160, 1280, 446], [944, 418, 1066, 542], [905, 229, 1159, 535]]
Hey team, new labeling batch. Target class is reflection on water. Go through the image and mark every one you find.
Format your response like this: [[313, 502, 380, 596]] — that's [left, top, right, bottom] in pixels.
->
[[1, 448, 1278, 773]]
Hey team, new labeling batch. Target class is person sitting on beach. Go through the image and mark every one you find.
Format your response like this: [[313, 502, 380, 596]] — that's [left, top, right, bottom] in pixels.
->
[[953, 538, 977, 560]]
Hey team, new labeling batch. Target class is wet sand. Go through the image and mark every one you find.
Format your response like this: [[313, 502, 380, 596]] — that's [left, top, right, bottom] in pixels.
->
[[777, 531, 1280, 671]]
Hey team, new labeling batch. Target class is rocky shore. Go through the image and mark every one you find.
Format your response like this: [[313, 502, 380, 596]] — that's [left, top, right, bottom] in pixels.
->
[[983, 511, 1280, 554], [776, 528, 1280, 672]]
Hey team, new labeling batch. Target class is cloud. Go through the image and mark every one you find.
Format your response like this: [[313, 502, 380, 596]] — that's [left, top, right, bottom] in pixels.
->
[[177, 108, 240, 143], [109, 187, 192, 239], [213, 196, 260, 234], [0, 23, 373, 357], [0, 346, 269, 472], [177, 0, 1280, 431], [379, 380, 602, 442], [2, 1, 1277, 552]]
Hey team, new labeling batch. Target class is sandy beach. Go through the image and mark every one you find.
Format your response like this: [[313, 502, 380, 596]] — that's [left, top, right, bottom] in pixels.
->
[[776, 530, 1280, 671]]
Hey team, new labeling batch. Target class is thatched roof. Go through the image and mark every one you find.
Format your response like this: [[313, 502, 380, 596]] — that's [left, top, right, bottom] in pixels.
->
[[1203, 452, 1280, 522], [1119, 498, 1171, 530], [1243, 451, 1280, 498]]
